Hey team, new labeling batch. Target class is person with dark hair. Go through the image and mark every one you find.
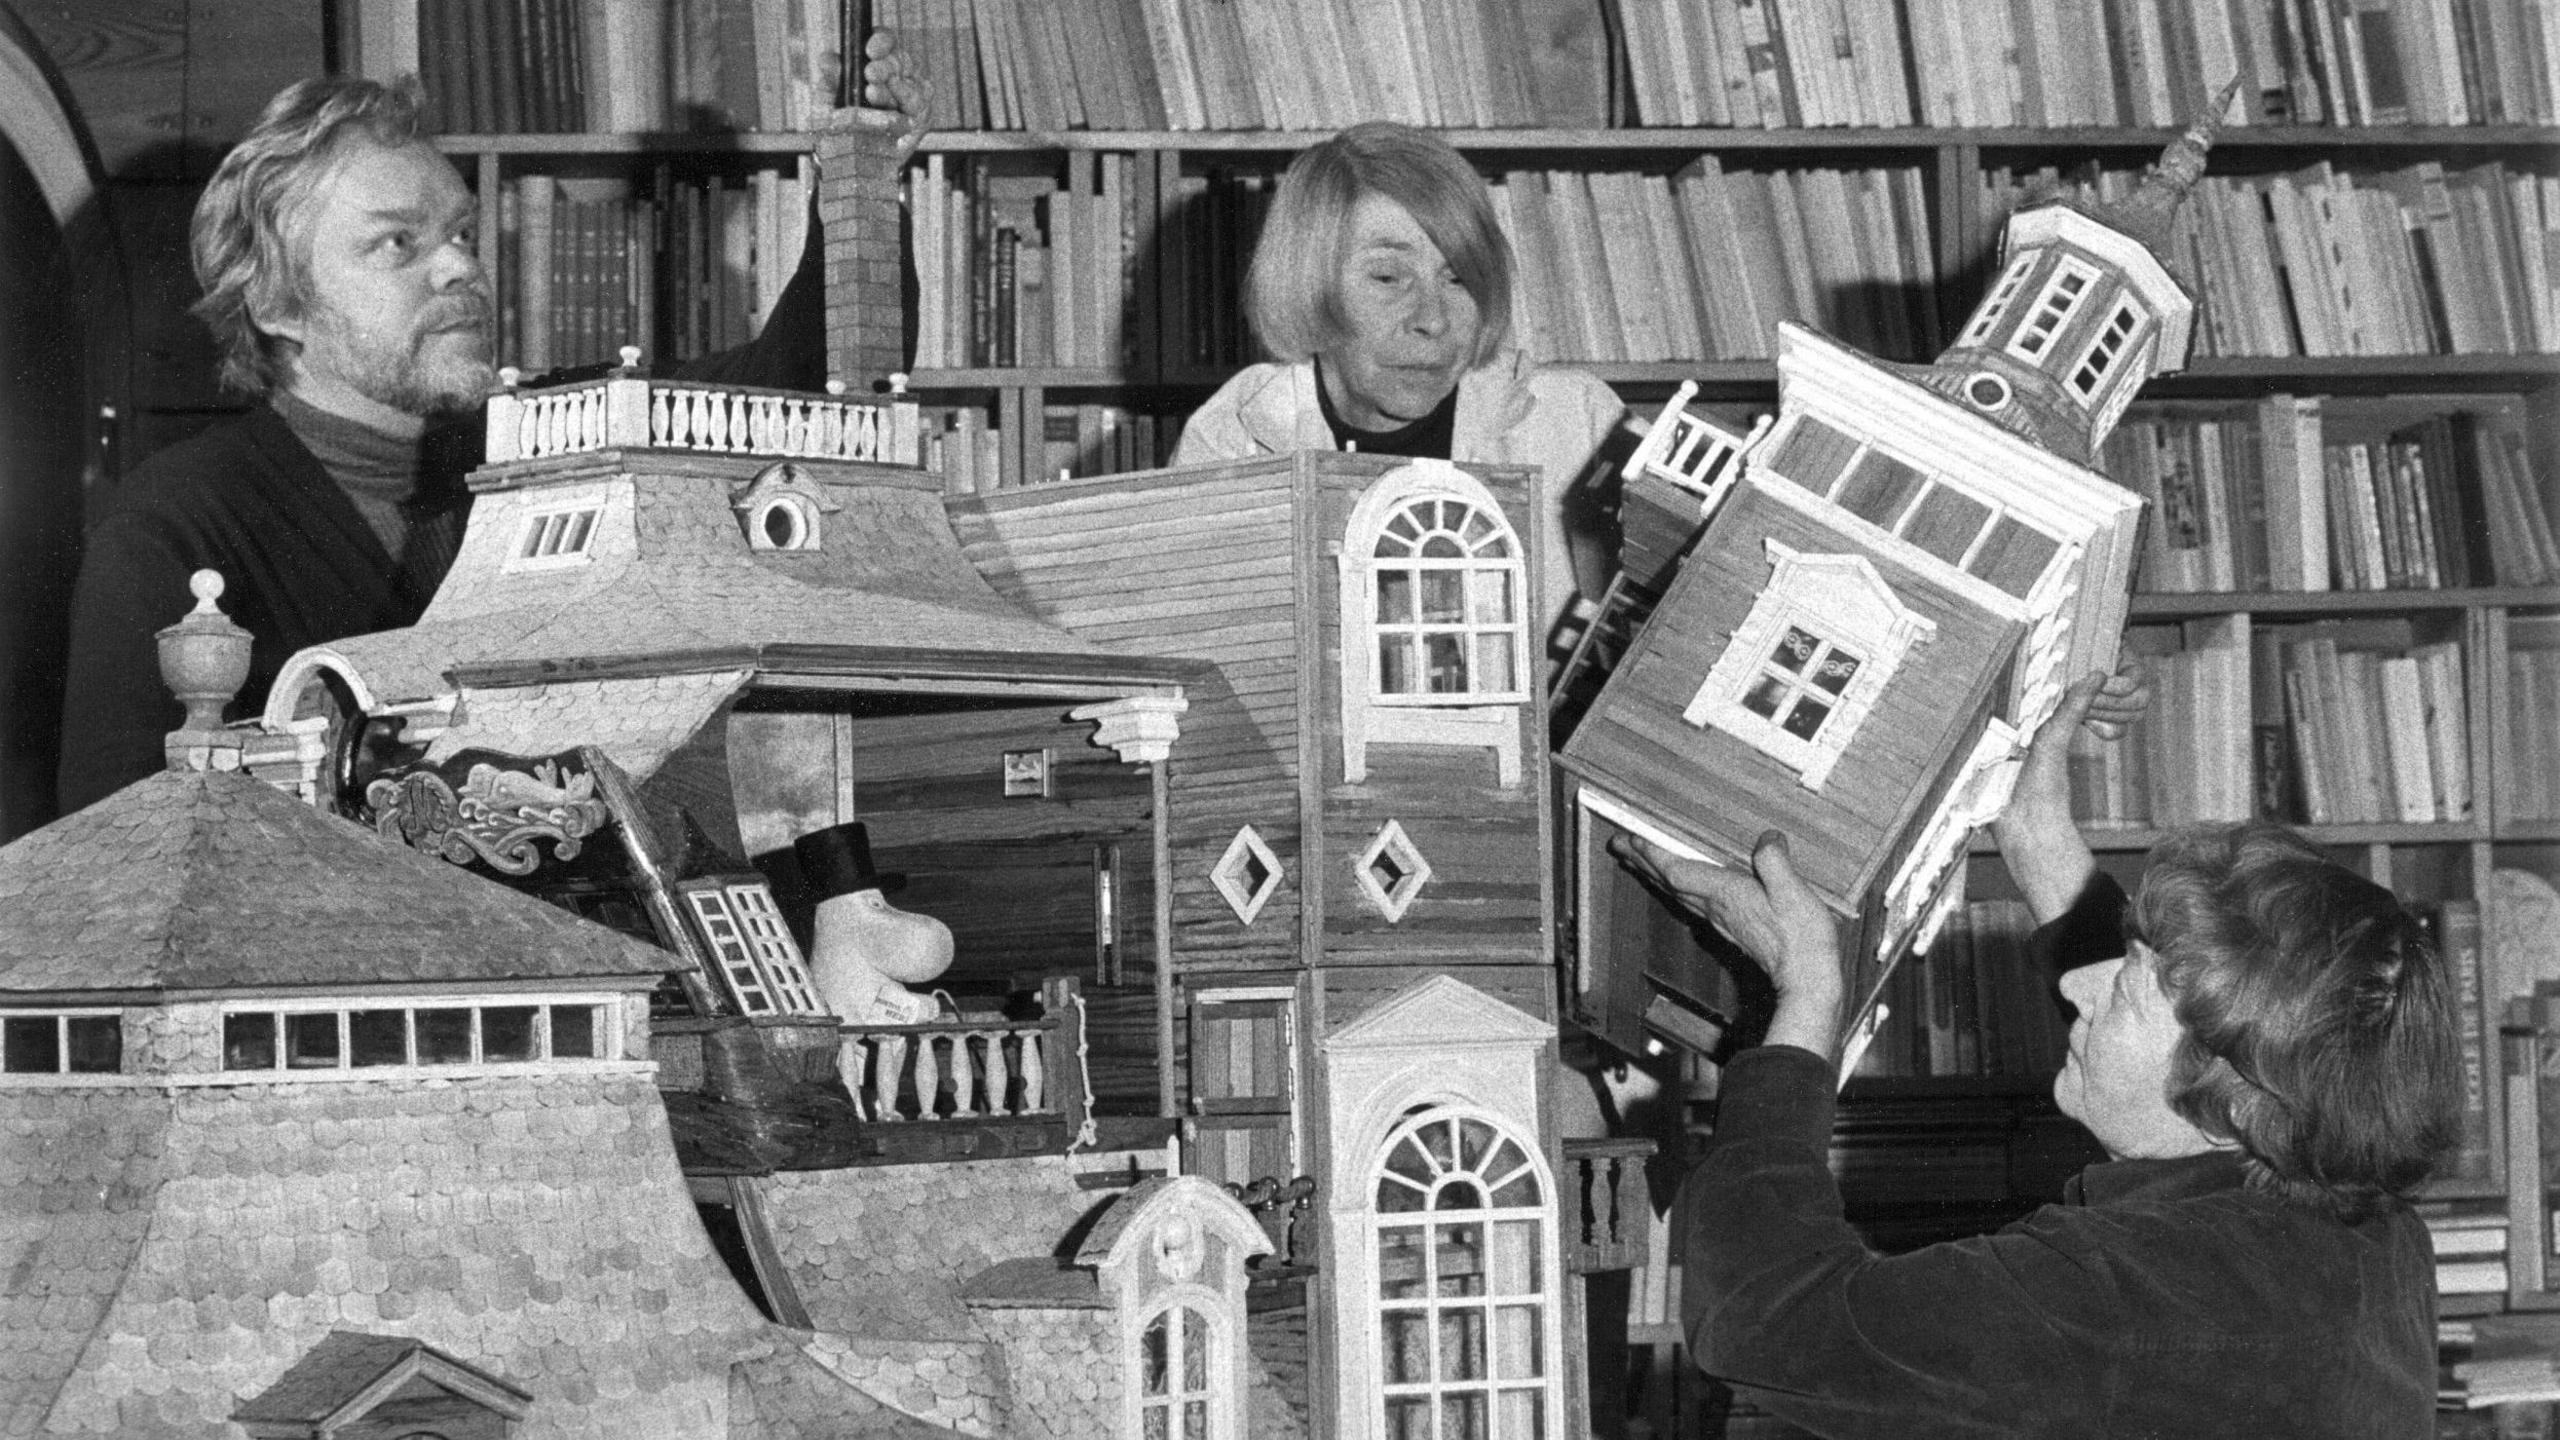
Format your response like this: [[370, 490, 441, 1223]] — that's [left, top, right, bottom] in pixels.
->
[[1615, 666, 2462, 1439], [1170, 120, 1625, 645], [56, 56, 918, 815]]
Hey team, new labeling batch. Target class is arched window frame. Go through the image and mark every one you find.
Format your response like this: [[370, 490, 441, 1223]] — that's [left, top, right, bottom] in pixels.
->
[[1363, 1103, 1563, 1440], [1336, 462, 1529, 786], [1130, 1292, 1229, 1440]]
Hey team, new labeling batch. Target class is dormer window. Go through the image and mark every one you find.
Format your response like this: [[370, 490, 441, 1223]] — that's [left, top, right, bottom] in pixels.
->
[[732, 461, 838, 553], [511, 503, 603, 569], [2006, 255, 2103, 363], [1684, 542, 1934, 790], [1957, 249, 2039, 348], [1337, 461, 1529, 786]]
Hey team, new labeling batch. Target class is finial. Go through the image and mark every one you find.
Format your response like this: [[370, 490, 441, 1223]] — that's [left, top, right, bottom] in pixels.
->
[[156, 568, 253, 749], [615, 344, 644, 375], [825, 378, 848, 397], [889, 372, 910, 398], [499, 365, 522, 390]]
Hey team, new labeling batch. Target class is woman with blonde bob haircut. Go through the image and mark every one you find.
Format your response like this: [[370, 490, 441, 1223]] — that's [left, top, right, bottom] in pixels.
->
[[1174, 121, 1625, 648]]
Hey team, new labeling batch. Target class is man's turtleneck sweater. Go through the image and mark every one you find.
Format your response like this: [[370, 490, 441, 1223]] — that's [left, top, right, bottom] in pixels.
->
[[269, 388, 422, 561]]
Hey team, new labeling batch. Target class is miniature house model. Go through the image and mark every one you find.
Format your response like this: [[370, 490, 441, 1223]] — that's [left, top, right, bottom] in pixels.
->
[[0, 110, 1632, 1438], [1559, 102, 2232, 1056]]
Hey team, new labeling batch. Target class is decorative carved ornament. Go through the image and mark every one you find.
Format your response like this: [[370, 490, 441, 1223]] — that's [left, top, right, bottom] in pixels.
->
[[365, 753, 612, 876]]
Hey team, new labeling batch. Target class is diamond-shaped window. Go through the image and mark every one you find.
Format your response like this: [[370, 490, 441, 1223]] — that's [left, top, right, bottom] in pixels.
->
[[1212, 825, 1283, 925], [1354, 820, 1433, 923]]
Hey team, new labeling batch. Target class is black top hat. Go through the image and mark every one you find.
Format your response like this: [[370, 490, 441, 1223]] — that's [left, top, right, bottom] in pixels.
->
[[793, 821, 905, 899]]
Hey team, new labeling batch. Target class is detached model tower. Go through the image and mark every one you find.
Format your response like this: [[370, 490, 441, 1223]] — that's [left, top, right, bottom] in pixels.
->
[[1562, 97, 2232, 1055]]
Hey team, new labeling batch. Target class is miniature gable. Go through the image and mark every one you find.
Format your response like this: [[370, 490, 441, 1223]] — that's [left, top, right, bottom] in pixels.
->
[[1336, 460, 1531, 786], [232, 1330, 532, 1440], [1682, 540, 1935, 790], [1076, 1176, 1271, 1440]]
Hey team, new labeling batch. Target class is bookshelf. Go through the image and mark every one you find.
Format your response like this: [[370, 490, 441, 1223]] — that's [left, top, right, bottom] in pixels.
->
[[346, 3, 2560, 1419]]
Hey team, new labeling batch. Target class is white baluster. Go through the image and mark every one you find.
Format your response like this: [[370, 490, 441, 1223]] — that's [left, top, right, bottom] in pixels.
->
[[982, 1031, 1011, 1115], [821, 402, 845, 457], [876, 1034, 907, 1120], [912, 1033, 941, 1119], [518, 401, 541, 458], [688, 391, 711, 448], [651, 387, 672, 447], [1019, 1031, 1046, 1112]]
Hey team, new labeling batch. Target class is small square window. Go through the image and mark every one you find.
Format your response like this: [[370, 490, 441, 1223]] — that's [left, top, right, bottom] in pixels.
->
[[550, 1005, 600, 1059], [3, 1016, 56, 1074], [284, 1012, 341, 1070], [416, 1009, 474, 1065], [64, 1016, 120, 1074], [483, 1006, 538, 1062], [223, 1013, 278, 1070], [350, 1010, 408, 1067]]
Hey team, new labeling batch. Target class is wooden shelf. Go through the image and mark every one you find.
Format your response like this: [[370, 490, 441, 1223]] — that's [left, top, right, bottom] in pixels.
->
[[2129, 587, 2559, 617]]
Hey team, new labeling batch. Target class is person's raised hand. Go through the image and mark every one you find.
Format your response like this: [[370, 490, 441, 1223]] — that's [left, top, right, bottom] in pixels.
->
[[857, 29, 933, 157], [1614, 831, 1843, 1055]]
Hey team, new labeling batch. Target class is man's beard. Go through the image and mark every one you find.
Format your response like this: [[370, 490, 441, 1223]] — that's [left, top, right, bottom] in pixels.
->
[[307, 296, 495, 418]]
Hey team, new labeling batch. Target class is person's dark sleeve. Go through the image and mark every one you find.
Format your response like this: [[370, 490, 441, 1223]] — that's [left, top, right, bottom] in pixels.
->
[[671, 203, 829, 391], [56, 510, 198, 814], [2031, 870, 2131, 976], [1675, 1046, 2106, 1437]]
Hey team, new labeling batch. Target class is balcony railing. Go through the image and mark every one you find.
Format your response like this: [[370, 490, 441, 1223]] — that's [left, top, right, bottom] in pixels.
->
[[838, 976, 1091, 1126], [485, 364, 923, 469], [1564, 1136, 1657, 1275]]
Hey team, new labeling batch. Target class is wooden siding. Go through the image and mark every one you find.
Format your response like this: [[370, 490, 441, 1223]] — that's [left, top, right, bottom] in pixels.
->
[[1561, 484, 2021, 912]]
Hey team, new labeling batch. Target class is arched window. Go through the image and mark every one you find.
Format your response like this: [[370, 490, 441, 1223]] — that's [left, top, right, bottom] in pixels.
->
[[1368, 494, 1525, 703], [1136, 1301, 1217, 1439], [1371, 1107, 1555, 1440], [1337, 462, 1530, 785]]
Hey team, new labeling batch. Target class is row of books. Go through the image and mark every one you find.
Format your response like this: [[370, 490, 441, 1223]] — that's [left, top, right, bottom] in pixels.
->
[[1849, 900, 2067, 1081], [906, 154, 1145, 371], [488, 168, 810, 375], [870, 0, 1604, 133], [1985, 160, 2560, 359], [2067, 619, 2475, 828], [2432, 1206, 2516, 1300], [1632, 0, 2560, 129], [858, 0, 2560, 133], [1495, 161, 1941, 364], [917, 402, 1181, 494], [2099, 398, 2559, 594], [348, 0, 848, 135], [2508, 619, 2560, 822]]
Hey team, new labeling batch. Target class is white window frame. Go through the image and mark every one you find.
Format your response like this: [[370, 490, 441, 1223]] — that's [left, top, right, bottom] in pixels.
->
[[682, 878, 825, 1016], [2005, 253, 2104, 363], [216, 995, 623, 1075], [2066, 298, 2147, 403], [1132, 1297, 1225, 1440], [1956, 248, 2040, 347], [508, 503, 605, 570], [1367, 1104, 1562, 1440], [1684, 541, 1934, 790], [1337, 461, 1529, 786], [0, 1008, 123, 1078]]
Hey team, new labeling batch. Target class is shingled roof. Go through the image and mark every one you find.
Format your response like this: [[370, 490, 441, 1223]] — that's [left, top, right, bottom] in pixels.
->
[[0, 768, 678, 996], [288, 456, 1196, 720]]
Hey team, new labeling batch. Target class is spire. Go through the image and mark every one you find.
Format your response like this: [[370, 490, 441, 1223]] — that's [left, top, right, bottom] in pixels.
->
[[2100, 77, 2244, 260]]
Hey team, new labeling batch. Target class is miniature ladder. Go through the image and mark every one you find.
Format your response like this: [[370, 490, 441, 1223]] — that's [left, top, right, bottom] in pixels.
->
[[1549, 571, 1654, 725]]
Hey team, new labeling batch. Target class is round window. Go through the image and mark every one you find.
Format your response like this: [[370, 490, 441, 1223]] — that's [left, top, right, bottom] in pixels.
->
[[1964, 372, 2012, 411], [755, 497, 811, 549]]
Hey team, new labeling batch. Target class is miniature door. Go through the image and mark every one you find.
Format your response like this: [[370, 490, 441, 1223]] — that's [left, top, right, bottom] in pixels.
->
[[1186, 990, 1298, 1190]]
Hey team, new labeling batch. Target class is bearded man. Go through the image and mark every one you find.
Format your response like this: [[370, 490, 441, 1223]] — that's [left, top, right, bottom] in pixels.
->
[[54, 66, 900, 812]]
